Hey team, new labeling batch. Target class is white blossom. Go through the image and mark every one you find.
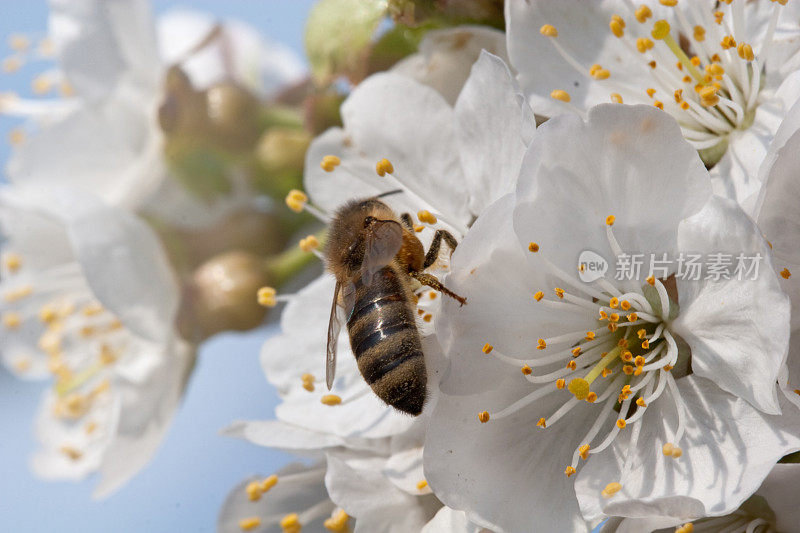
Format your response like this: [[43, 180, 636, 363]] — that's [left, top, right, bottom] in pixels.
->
[[424, 105, 800, 532], [0, 184, 191, 497], [506, 0, 800, 211]]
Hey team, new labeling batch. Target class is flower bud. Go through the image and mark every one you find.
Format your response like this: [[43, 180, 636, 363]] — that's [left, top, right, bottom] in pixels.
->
[[177, 251, 272, 341], [204, 82, 262, 151]]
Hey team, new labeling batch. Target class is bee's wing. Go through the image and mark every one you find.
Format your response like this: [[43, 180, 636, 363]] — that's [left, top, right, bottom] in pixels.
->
[[361, 219, 403, 285], [326, 280, 356, 390]]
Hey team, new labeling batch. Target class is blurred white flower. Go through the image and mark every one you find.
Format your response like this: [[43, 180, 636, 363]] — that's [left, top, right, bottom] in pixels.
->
[[3, 0, 304, 229], [506, 0, 800, 210], [0, 184, 191, 497], [601, 464, 800, 533], [424, 105, 800, 532], [217, 461, 348, 533]]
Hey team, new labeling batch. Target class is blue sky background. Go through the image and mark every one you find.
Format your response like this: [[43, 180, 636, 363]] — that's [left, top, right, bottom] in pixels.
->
[[0, 2, 314, 532]]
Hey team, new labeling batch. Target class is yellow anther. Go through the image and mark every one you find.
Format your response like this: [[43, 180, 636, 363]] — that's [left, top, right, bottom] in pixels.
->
[[609, 297, 619, 308], [537, 339, 547, 350], [780, 268, 791, 279], [375, 158, 394, 176], [556, 378, 566, 389], [2, 312, 21, 329], [568, 378, 590, 400], [591, 67, 610, 80], [608, 323, 619, 333], [636, 397, 647, 407], [648, 60, 657, 69], [599, 310, 608, 320], [415, 479, 428, 490], [706, 63, 725, 76], [609, 313, 619, 323], [301, 373, 315, 383], [616, 419, 627, 429], [586, 392, 598, 403], [321, 394, 342, 406], [609, 17, 625, 38], [423, 313, 432, 323], [699, 86, 720, 107], [634, 356, 646, 367], [280, 513, 301, 533], [720, 35, 736, 49], [579, 444, 590, 460], [671, 446, 683, 458], [478, 411, 490, 423], [537, 417, 547, 428], [621, 350, 633, 362], [693, 25, 706, 42], [540, 24, 558, 37], [637, 329, 647, 339], [82, 302, 104, 316], [585, 331, 595, 341], [690, 56, 701, 67], [627, 313, 638, 322], [534, 291, 544, 301], [618, 340, 629, 350], [3, 252, 22, 272], [528, 242, 540, 252], [675, 523, 694, 533], [605, 215, 615, 226], [324, 510, 350, 533], [663, 364, 674, 371], [257, 286, 277, 307], [571, 347, 582, 357], [550, 90, 571, 102], [680, 101, 690, 110], [302, 381, 315, 392], [521, 364, 533, 375], [662, 442, 675, 456], [682, 75, 692, 83], [554, 288, 565, 299], [60, 445, 83, 461], [610, 93, 623, 103], [482, 343, 494, 354], [674, 89, 683, 103], [239, 517, 262, 531], [285, 189, 308, 212], [641, 340, 650, 350], [601, 368, 612, 377], [566, 360, 577, 371], [299, 235, 320, 253], [635, 5, 652, 23], [651, 20, 670, 40], [261, 474, 279, 492], [602, 482, 623, 498], [659, 0, 677, 5], [646, 276, 655, 285], [646, 88, 656, 98], [654, 101, 664, 110], [714, 11, 725, 25], [417, 210, 437, 224], [4, 284, 32, 302], [413, 225, 424, 233], [623, 365, 634, 375], [246, 481, 262, 501], [320, 155, 341, 172], [711, 53, 722, 63], [565, 466, 576, 477], [620, 300, 631, 311]]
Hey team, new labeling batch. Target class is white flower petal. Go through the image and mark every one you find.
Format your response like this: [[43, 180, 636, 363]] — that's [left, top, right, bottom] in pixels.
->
[[575, 375, 800, 524], [392, 25, 508, 106], [222, 419, 380, 454], [48, 0, 161, 101], [514, 105, 710, 283], [54, 188, 179, 343], [455, 51, 534, 216], [93, 337, 192, 498], [673, 196, 788, 415], [218, 462, 330, 533], [326, 452, 437, 533]]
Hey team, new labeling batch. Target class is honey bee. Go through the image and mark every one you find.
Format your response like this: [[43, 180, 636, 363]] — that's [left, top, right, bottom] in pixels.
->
[[324, 194, 466, 416]]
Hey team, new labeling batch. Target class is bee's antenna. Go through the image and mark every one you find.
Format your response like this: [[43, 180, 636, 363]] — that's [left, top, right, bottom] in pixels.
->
[[375, 189, 403, 199]]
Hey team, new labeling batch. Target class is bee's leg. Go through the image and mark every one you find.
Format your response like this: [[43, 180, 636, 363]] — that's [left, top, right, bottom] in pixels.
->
[[400, 213, 414, 231], [423, 230, 459, 269], [410, 272, 466, 306]]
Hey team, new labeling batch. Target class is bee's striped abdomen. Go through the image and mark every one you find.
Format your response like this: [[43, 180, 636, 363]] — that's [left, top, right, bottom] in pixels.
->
[[347, 266, 426, 415]]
